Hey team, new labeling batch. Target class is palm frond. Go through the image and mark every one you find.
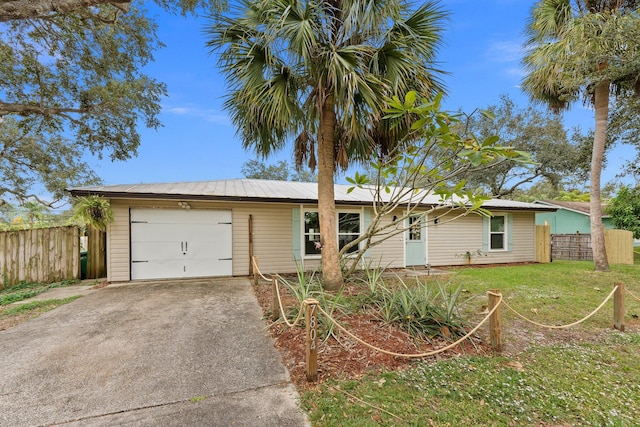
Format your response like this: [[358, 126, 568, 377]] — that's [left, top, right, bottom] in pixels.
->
[[205, 0, 447, 165]]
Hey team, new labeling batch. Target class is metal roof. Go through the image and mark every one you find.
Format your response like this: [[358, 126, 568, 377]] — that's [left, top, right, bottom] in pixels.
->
[[534, 200, 609, 217], [69, 179, 556, 211]]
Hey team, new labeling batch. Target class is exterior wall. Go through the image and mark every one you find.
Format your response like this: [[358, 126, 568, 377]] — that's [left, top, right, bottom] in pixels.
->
[[107, 198, 301, 282], [295, 206, 405, 273], [106, 198, 540, 281], [106, 199, 405, 282], [428, 211, 536, 266], [108, 201, 132, 282], [365, 212, 405, 269], [536, 210, 615, 234]]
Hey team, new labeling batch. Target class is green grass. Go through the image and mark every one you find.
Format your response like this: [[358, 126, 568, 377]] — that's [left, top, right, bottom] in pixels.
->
[[301, 261, 640, 426], [302, 333, 640, 426], [452, 261, 640, 328], [1, 296, 82, 316], [0, 279, 79, 306]]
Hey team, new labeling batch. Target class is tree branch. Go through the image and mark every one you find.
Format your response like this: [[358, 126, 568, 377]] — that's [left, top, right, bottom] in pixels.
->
[[0, 101, 88, 117], [0, 0, 130, 22], [0, 186, 58, 207]]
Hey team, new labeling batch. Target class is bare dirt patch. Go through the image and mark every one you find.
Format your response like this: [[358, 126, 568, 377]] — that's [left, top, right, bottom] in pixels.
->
[[0, 310, 36, 331]]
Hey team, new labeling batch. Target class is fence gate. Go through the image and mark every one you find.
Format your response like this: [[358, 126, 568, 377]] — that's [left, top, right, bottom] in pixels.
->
[[85, 226, 107, 279], [551, 233, 592, 261], [550, 230, 633, 264], [535, 224, 551, 263]]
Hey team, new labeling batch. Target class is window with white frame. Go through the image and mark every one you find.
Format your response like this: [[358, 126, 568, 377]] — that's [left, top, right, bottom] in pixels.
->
[[303, 210, 361, 256], [304, 211, 321, 255], [490, 215, 506, 250], [338, 212, 360, 253]]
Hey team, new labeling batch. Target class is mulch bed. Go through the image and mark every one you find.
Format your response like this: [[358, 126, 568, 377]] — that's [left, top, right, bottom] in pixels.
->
[[251, 279, 491, 388]]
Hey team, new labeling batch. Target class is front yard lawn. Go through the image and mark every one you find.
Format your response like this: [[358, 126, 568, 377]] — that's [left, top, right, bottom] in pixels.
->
[[286, 261, 640, 426]]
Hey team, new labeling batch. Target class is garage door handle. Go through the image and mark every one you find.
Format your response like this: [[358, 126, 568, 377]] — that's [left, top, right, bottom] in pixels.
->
[[132, 260, 149, 263], [219, 258, 232, 261]]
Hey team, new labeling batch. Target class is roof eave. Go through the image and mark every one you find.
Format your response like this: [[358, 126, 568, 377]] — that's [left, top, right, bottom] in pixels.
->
[[68, 189, 558, 212]]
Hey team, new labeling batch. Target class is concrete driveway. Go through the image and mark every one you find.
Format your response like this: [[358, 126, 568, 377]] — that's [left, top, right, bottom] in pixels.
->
[[0, 278, 309, 427]]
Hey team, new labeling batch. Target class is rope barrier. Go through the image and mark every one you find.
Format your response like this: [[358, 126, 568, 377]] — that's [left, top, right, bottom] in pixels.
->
[[251, 257, 273, 282], [274, 275, 305, 328], [269, 273, 501, 357], [260, 255, 623, 364], [626, 288, 640, 303], [500, 285, 619, 329], [312, 292, 501, 359]]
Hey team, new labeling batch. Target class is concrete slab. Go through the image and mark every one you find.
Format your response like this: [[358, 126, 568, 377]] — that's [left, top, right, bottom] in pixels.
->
[[0, 278, 309, 426]]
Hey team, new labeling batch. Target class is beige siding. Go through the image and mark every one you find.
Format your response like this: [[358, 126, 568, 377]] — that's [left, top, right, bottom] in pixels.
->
[[367, 212, 405, 269], [105, 198, 538, 282], [106, 198, 306, 281], [107, 201, 131, 282], [234, 203, 299, 275], [428, 211, 536, 266]]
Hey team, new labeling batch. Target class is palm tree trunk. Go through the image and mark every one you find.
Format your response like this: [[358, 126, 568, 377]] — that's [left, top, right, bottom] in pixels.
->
[[590, 79, 610, 272], [318, 95, 344, 290]]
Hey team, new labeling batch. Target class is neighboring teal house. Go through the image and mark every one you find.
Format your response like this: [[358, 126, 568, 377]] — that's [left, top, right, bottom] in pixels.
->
[[534, 200, 615, 234]]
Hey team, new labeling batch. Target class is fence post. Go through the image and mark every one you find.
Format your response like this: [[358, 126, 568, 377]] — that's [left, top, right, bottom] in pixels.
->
[[272, 277, 281, 322], [305, 299, 319, 382], [252, 256, 259, 286], [488, 290, 502, 353], [613, 282, 625, 332]]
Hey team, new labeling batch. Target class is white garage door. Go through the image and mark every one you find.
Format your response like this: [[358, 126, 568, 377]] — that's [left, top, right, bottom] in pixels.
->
[[130, 208, 232, 280]]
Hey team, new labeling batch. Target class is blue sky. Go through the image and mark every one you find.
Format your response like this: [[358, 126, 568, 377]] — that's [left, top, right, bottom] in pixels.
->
[[87, 0, 634, 187]]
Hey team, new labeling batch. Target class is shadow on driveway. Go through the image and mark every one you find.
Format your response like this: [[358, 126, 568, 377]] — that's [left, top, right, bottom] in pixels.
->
[[0, 278, 309, 426]]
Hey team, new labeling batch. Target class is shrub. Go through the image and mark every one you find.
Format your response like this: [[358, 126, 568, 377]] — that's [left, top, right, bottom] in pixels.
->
[[374, 276, 468, 342]]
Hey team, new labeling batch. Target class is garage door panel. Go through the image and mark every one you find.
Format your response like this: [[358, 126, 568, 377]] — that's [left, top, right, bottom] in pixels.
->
[[131, 260, 189, 280], [185, 240, 232, 259], [185, 258, 232, 277], [131, 241, 182, 261], [130, 208, 233, 280], [131, 224, 187, 243], [130, 208, 230, 224]]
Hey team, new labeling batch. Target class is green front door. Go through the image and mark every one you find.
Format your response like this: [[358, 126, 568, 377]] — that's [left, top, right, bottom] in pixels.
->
[[405, 214, 426, 266]]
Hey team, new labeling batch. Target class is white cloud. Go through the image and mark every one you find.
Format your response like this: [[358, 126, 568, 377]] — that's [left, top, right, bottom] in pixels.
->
[[505, 67, 526, 77], [164, 105, 230, 125], [484, 40, 523, 63]]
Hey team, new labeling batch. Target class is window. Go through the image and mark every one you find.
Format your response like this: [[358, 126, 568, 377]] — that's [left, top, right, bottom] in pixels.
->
[[490, 215, 506, 250], [302, 210, 361, 256], [408, 215, 422, 241], [338, 213, 360, 253], [304, 211, 321, 255]]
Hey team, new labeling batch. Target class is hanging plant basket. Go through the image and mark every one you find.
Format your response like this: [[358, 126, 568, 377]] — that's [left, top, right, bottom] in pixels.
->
[[73, 195, 114, 231]]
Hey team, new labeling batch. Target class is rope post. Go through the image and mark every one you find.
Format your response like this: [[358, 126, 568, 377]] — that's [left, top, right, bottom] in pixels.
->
[[252, 256, 259, 286], [488, 290, 502, 353], [271, 277, 281, 322], [614, 283, 625, 332], [305, 299, 319, 382]]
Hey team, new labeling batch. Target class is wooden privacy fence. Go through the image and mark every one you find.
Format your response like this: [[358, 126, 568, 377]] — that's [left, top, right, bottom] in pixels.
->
[[86, 226, 107, 279], [551, 233, 592, 261], [0, 226, 80, 289], [551, 229, 634, 264], [535, 224, 551, 263], [605, 229, 634, 265]]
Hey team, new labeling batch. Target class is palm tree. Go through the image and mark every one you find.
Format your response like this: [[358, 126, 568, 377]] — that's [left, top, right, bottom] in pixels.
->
[[522, 0, 640, 272], [207, 0, 447, 289]]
